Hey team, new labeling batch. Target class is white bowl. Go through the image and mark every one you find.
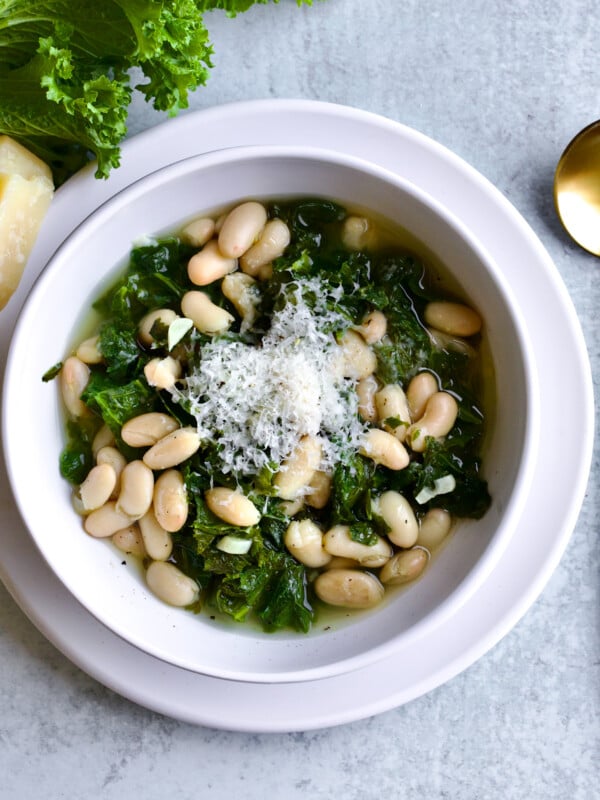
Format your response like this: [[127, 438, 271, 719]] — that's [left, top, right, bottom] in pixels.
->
[[2, 145, 539, 683]]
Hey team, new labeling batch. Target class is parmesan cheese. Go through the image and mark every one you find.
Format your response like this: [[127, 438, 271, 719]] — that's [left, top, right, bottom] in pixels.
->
[[175, 278, 368, 478], [0, 137, 54, 310]]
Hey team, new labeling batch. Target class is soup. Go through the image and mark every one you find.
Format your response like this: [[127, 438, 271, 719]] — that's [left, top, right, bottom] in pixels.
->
[[49, 197, 491, 633]]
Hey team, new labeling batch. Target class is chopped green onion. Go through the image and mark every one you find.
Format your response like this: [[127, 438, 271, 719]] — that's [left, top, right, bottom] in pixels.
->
[[168, 317, 194, 351], [216, 535, 252, 555], [415, 474, 456, 505]]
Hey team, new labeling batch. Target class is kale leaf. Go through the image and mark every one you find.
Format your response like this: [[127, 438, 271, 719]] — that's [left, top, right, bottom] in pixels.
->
[[94, 238, 193, 321], [81, 373, 156, 439], [0, 1, 319, 183], [388, 435, 491, 519], [212, 553, 277, 622], [349, 522, 379, 546], [257, 556, 312, 633], [330, 453, 374, 524], [0, 0, 213, 182], [42, 361, 63, 382], [98, 320, 143, 381], [212, 548, 312, 632], [59, 418, 97, 484]]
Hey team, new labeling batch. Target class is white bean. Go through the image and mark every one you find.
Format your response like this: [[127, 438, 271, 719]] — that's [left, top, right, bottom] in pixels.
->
[[218, 201, 267, 259], [60, 356, 90, 417], [143, 427, 201, 470], [274, 435, 322, 500], [371, 491, 419, 548], [180, 216, 215, 247], [424, 301, 482, 337], [79, 463, 117, 512], [359, 428, 409, 470], [356, 374, 379, 422], [428, 327, 477, 357], [92, 424, 115, 458], [284, 519, 331, 568], [138, 507, 173, 559], [96, 446, 126, 499], [314, 569, 384, 609], [112, 524, 146, 558], [221, 271, 258, 330], [116, 459, 154, 519], [305, 470, 332, 510], [143, 356, 182, 390], [256, 262, 273, 281], [341, 215, 372, 251], [375, 384, 411, 442], [153, 469, 189, 533], [239, 218, 291, 275], [75, 335, 103, 365], [138, 308, 178, 346], [71, 491, 87, 516], [342, 216, 392, 251], [214, 212, 227, 233], [337, 330, 377, 380], [379, 548, 428, 585], [181, 290, 234, 334], [406, 371, 438, 420], [406, 391, 458, 452], [356, 310, 387, 345], [146, 561, 199, 607], [187, 238, 237, 286], [323, 524, 392, 568], [84, 501, 135, 538], [205, 487, 260, 527], [417, 508, 453, 550], [280, 497, 305, 517], [323, 556, 358, 571], [121, 412, 179, 448]]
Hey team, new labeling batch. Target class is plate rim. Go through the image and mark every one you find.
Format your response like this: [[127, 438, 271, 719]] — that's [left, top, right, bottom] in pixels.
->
[[0, 98, 594, 731]]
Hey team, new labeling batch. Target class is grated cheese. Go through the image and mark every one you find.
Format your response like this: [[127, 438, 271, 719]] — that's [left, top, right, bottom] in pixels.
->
[[175, 278, 368, 477]]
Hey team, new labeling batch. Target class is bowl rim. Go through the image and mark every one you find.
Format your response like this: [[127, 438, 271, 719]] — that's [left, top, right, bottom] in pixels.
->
[[2, 143, 541, 683]]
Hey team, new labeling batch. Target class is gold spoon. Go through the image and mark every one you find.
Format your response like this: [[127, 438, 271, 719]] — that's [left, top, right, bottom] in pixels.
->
[[554, 120, 600, 255]]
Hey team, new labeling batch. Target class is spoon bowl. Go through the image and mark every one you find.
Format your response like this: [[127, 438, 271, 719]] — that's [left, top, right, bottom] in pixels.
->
[[554, 120, 600, 255]]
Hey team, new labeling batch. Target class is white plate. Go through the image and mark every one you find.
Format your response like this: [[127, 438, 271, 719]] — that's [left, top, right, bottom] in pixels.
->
[[0, 100, 593, 732]]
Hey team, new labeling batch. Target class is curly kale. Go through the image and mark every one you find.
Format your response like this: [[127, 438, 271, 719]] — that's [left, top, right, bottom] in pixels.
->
[[0, 0, 318, 183]]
